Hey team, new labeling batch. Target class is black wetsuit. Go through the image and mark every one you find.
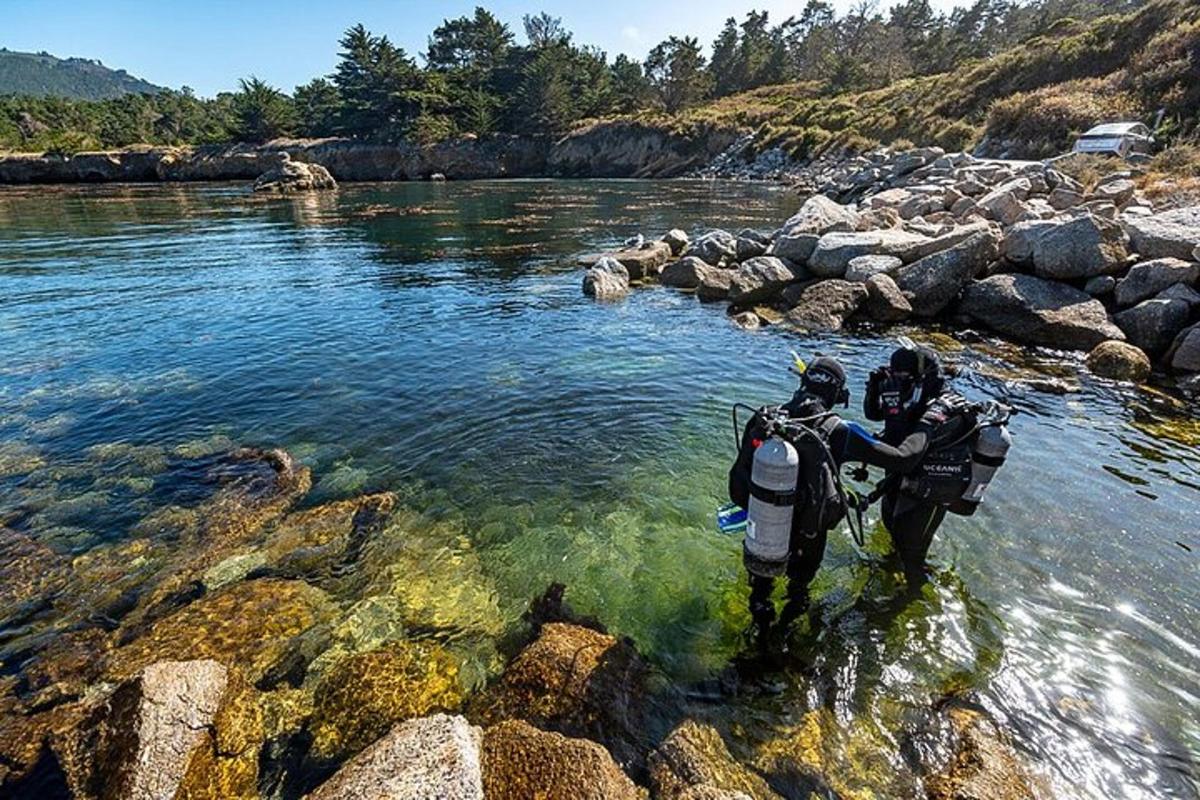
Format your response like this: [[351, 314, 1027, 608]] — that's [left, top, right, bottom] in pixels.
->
[[728, 393, 928, 629], [876, 392, 975, 585]]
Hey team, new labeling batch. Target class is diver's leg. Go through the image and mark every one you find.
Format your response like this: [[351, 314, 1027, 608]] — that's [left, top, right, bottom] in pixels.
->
[[747, 571, 776, 633], [779, 529, 827, 629], [886, 497, 945, 586]]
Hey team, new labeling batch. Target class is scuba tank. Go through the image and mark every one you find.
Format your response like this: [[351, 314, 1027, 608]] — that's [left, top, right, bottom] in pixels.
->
[[744, 434, 800, 577], [956, 421, 1012, 516]]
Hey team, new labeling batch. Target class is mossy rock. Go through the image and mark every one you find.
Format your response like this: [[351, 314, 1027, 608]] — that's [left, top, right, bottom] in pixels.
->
[[177, 672, 264, 800], [308, 640, 464, 762], [0, 528, 69, 616], [649, 720, 780, 800], [472, 622, 666, 775], [926, 707, 1036, 800], [754, 708, 912, 800], [261, 492, 396, 580], [108, 578, 336, 683], [481, 719, 647, 800]]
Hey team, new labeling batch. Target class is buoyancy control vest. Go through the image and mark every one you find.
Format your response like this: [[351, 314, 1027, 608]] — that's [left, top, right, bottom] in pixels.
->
[[900, 392, 1012, 516]]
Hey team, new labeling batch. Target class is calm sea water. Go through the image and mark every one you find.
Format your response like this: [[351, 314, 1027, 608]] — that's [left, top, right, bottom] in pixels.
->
[[0, 181, 1197, 797]]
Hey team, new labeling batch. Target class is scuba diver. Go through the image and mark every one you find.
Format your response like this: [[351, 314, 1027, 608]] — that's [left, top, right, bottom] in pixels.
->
[[863, 338, 1013, 586], [727, 355, 931, 645]]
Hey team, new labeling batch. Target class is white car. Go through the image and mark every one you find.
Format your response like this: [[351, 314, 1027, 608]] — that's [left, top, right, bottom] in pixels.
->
[[1072, 122, 1156, 157]]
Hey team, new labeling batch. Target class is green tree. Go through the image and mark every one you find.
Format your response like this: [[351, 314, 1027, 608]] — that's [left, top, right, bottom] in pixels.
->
[[333, 24, 429, 140], [610, 54, 652, 112], [294, 78, 341, 137], [523, 13, 571, 48], [231, 77, 296, 143], [645, 36, 710, 112], [427, 7, 513, 72]]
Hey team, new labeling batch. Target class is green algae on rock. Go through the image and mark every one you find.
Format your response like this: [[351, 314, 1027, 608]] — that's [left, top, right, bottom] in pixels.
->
[[308, 640, 464, 762], [649, 720, 781, 800], [481, 719, 647, 800], [108, 578, 337, 683], [927, 706, 1038, 800]]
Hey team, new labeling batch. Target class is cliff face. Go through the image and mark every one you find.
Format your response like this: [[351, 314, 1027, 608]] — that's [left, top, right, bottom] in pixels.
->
[[0, 123, 741, 184]]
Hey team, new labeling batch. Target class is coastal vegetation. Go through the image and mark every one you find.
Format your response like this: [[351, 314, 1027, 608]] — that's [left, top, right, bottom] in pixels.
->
[[2, 0, 1196, 160]]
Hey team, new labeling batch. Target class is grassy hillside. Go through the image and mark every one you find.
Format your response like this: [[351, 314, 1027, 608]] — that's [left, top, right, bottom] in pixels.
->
[[0, 49, 164, 100], [636, 0, 1199, 161]]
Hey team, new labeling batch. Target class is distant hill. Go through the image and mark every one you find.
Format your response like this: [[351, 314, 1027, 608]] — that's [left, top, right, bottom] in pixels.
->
[[0, 48, 165, 100]]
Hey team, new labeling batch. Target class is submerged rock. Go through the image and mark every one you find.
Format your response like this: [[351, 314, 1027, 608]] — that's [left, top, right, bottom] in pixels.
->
[[481, 720, 646, 800], [308, 640, 463, 762], [926, 707, 1036, 800], [649, 720, 780, 800], [1086, 341, 1151, 382], [308, 714, 483, 800]]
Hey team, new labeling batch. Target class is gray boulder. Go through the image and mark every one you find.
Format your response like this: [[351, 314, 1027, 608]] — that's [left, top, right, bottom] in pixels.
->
[[1001, 220, 1058, 265], [959, 274, 1125, 350], [976, 178, 1032, 226], [253, 159, 337, 193], [582, 257, 630, 300], [845, 254, 903, 282], [697, 269, 734, 302], [808, 230, 931, 278], [1048, 186, 1084, 210], [1167, 324, 1200, 372], [730, 311, 761, 330], [910, 221, 996, 260], [1093, 178, 1135, 206], [615, 241, 673, 279], [308, 714, 483, 800], [1086, 341, 1151, 382], [768, 233, 820, 264], [662, 229, 690, 256], [692, 230, 738, 266], [1123, 206, 1200, 260], [1031, 215, 1129, 280], [661, 257, 717, 289], [83, 660, 228, 800], [1158, 282, 1200, 308], [781, 195, 859, 236], [729, 257, 800, 304], [862, 273, 912, 322], [1113, 258, 1200, 307], [735, 235, 768, 261], [896, 230, 1001, 317], [783, 280, 869, 332], [1114, 298, 1192, 357]]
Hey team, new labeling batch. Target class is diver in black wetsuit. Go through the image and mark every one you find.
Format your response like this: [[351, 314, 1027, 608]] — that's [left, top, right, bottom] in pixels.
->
[[729, 356, 930, 641], [864, 341, 977, 586]]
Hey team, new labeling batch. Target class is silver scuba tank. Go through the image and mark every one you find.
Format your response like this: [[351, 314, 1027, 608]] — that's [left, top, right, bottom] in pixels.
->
[[958, 423, 1011, 514], [745, 435, 800, 576]]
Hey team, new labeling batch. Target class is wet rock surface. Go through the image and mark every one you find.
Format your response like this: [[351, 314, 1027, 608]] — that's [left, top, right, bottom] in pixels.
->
[[481, 720, 646, 800]]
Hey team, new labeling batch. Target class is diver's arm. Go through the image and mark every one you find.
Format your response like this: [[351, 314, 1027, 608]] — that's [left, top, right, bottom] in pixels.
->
[[832, 420, 930, 472]]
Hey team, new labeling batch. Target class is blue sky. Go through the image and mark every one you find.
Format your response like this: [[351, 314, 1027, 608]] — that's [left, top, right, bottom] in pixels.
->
[[2, 0, 961, 97]]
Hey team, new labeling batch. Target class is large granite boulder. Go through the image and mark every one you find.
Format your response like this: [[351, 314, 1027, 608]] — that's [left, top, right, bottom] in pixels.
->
[[959, 274, 1125, 350], [692, 231, 739, 266], [1167, 323, 1200, 372], [649, 720, 780, 800], [662, 229, 690, 256], [768, 234, 820, 264], [1114, 298, 1192, 357], [1001, 220, 1058, 266], [783, 280, 869, 332], [844, 255, 902, 283], [862, 274, 912, 322], [1030, 215, 1129, 280], [253, 159, 337, 193], [616, 242, 673, 279], [481, 720, 645, 800], [1113, 258, 1200, 307], [307, 714, 484, 800], [895, 229, 1000, 317], [807, 230, 931, 278], [78, 660, 229, 800], [781, 195, 859, 236], [975, 178, 1031, 226], [661, 257, 733, 301], [1123, 206, 1200, 260], [583, 258, 631, 300], [1086, 341, 1151, 382], [728, 257, 801, 305], [735, 231, 770, 261]]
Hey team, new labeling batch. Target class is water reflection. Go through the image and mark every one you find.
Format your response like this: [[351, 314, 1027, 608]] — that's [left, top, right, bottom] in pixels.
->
[[0, 182, 1197, 798]]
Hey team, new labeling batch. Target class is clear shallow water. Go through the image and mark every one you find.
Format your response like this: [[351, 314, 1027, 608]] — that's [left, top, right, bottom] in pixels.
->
[[1, 181, 1198, 797]]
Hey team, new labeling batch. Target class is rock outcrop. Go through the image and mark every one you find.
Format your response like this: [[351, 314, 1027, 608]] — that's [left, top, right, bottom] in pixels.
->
[[252, 158, 337, 193], [926, 707, 1037, 800], [583, 258, 632, 300], [307, 714, 484, 800]]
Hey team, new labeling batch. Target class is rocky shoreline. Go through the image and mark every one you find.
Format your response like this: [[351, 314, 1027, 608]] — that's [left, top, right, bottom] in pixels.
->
[[0, 122, 739, 184], [585, 147, 1200, 398], [0, 437, 1042, 800]]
